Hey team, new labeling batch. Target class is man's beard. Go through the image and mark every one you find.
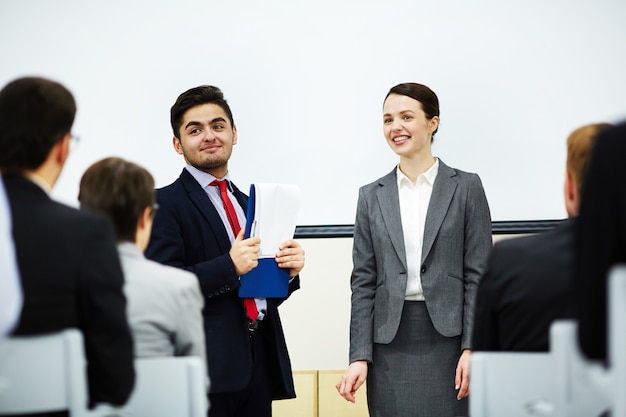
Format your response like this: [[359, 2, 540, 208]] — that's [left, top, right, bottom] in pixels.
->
[[187, 151, 231, 173]]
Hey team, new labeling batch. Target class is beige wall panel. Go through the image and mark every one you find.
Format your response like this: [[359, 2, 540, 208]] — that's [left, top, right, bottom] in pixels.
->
[[318, 370, 369, 417], [273, 370, 318, 417]]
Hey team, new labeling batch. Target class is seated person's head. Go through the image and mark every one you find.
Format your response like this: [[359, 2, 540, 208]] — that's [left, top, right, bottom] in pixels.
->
[[0, 77, 76, 180], [564, 123, 612, 216], [79, 157, 157, 249]]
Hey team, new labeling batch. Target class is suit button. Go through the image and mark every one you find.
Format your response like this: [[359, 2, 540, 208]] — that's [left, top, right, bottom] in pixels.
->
[[214, 291, 220, 296], [421, 265, 427, 274], [225, 285, 230, 291], [219, 288, 225, 294], [207, 294, 213, 299]]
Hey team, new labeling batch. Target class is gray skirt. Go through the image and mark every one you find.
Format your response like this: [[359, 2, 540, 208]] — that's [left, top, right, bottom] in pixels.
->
[[367, 301, 467, 417]]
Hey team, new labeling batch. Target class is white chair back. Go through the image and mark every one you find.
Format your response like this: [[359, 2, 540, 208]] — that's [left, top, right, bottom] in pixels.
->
[[126, 356, 207, 417], [470, 351, 556, 416], [470, 265, 626, 417], [552, 265, 626, 417], [0, 328, 101, 416], [610, 265, 626, 416]]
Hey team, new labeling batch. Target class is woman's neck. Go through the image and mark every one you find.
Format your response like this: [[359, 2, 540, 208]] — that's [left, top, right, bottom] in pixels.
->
[[398, 153, 436, 183]]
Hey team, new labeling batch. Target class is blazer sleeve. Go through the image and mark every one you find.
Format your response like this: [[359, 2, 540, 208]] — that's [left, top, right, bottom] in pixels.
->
[[472, 243, 506, 351], [461, 173, 492, 350], [348, 187, 377, 364], [147, 190, 241, 298], [77, 214, 135, 407]]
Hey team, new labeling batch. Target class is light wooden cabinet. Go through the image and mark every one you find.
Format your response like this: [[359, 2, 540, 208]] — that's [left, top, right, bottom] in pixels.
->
[[273, 370, 369, 417], [273, 371, 318, 417]]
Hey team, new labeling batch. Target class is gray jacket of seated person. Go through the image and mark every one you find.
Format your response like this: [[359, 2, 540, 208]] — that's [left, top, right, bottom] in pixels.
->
[[118, 241, 209, 389]]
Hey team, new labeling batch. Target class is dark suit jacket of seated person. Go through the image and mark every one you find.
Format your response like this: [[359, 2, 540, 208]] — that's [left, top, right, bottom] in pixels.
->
[[0, 77, 135, 413], [473, 122, 612, 352]]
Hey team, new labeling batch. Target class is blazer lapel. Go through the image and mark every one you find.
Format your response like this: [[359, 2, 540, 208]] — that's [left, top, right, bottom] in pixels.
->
[[377, 169, 407, 269], [179, 169, 231, 253], [422, 160, 457, 262]]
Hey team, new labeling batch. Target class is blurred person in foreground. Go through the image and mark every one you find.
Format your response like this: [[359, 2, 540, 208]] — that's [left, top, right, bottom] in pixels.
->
[[575, 121, 626, 363], [0, 76, 134, 415]]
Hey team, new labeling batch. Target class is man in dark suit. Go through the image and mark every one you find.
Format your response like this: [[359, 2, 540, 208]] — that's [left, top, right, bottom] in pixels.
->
[[145, 85, 305, 417], [575, 121, 626, 362], [0, 77, 135, 413], [473, 122, 612, 352]]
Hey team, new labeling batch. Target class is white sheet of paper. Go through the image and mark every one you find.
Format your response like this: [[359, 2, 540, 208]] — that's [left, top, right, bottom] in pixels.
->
[[248, 183, 301, 258]]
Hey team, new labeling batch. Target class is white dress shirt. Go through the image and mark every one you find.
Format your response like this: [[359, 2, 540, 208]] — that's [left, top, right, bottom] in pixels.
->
[[397, 159, 439, 301]]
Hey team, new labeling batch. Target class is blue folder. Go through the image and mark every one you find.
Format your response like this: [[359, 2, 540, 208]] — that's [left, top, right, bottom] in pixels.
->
[[239, 184, 290, 298]]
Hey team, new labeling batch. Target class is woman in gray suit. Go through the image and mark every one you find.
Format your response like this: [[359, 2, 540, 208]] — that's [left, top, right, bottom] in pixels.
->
[[337, 83, 492, 416]]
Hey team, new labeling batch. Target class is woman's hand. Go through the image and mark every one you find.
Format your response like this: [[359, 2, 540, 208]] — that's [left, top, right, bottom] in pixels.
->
[[336, 360, 368, 403]]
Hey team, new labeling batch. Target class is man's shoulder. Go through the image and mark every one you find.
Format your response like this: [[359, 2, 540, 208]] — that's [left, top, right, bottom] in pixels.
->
[[157, 175, 185, 194], [21, 192, 112, 234], [156, 171, 199, 201], [494, 220, 573, 253], [57, 205, 116, 238], [488, 223, 574, 282]]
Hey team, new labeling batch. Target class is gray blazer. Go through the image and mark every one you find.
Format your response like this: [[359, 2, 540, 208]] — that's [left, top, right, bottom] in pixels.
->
[[349, 160, 492, 363], [118, 243, 207, 372]]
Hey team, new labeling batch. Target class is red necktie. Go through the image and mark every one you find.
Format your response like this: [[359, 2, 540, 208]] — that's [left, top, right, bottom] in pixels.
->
[[210, 179, 259, 321]]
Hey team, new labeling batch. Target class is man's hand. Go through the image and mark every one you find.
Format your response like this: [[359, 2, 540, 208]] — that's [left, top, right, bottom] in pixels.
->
[[229, 229, 260, 275], [275, 239, 305, 278], [336, 360, 368, 403]]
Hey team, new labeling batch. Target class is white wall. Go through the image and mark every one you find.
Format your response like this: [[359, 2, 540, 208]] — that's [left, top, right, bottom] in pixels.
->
[[1, 0, 625, 225], [279, 237, 354, 370]]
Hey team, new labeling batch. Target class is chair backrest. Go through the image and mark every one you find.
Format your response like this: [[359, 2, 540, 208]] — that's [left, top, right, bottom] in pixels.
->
[[550, 320, 611, 417], [609, 265, 626, 416], [0, 328, 93, 416], [470, 265, 626, 417], [126, 356, 207, 417], [470, 351, 556, 417], [551, 265, 626, 417]]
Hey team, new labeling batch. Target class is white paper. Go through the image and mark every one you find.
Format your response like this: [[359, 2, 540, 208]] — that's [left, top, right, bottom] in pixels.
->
[[248, 183, 301, 258]]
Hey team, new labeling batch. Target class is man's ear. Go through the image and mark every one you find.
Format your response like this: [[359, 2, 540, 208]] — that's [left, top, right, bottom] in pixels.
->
[[173, 136, 184, 155], [232, 124, 238, 146], [135, 206, 154, 250], [54, 133, 71, 166], [564, 172, 580, 217], [138, 206, 151, 230]]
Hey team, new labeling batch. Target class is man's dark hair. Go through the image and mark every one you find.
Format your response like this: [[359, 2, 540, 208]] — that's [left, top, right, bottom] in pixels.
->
[[170, 85, 234, 138], [0, 77, 76, 172]]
